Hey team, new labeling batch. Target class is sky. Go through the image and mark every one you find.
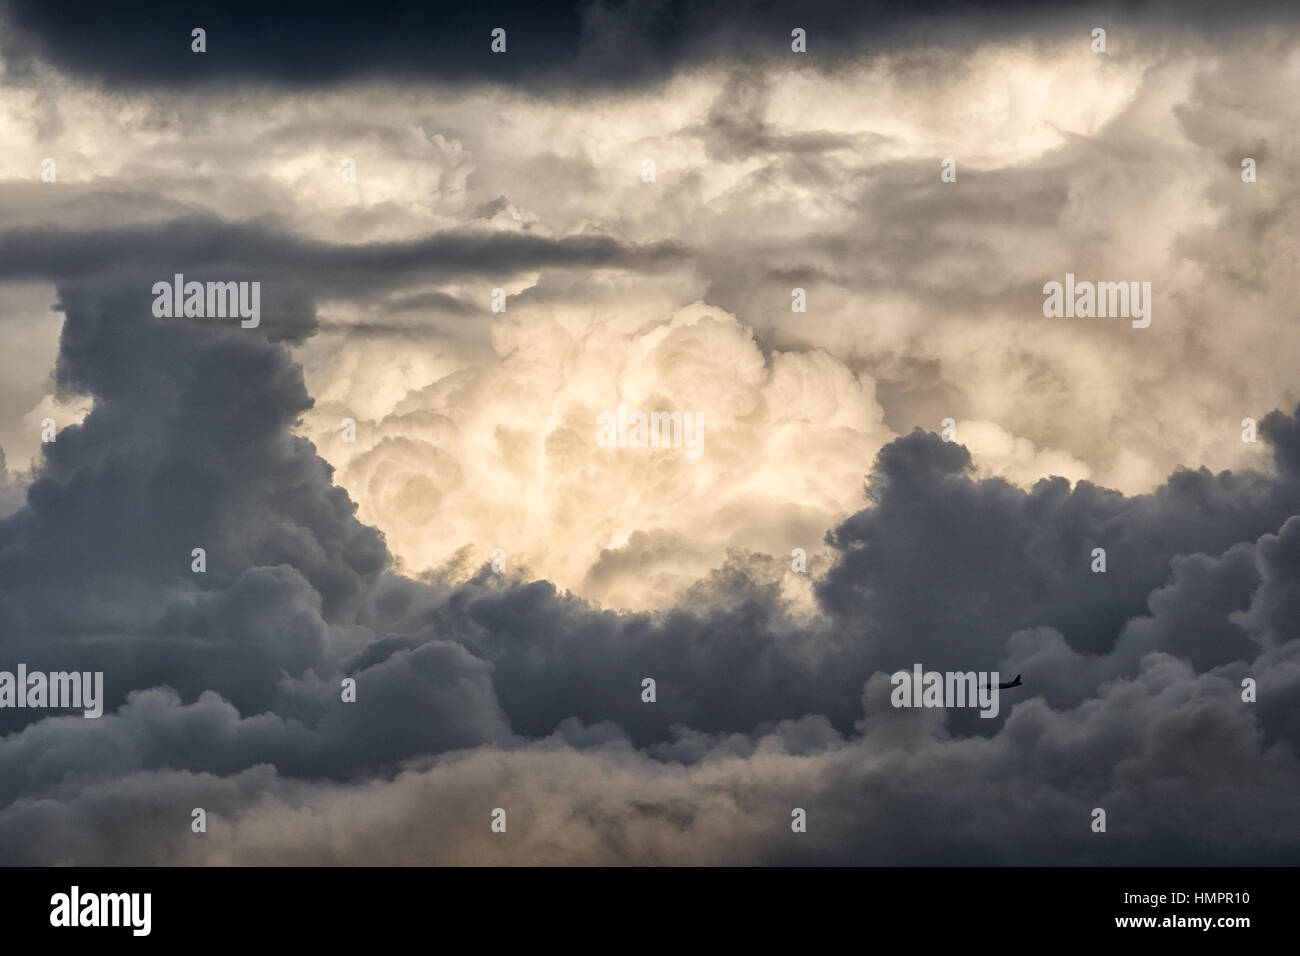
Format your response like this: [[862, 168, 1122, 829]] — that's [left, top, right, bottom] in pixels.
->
[[0, 0, 1298, 864]]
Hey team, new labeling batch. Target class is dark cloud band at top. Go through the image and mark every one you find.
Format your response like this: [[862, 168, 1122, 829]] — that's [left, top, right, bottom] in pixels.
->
[[4, 0, 1296, 90]]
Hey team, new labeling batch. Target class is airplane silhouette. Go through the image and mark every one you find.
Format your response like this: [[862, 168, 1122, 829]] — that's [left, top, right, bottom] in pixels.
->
[[980, 674, 1022, 690]]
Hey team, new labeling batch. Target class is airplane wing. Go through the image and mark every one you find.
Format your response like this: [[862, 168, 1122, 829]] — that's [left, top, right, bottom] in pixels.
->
[[977, 674, 1023, 691]]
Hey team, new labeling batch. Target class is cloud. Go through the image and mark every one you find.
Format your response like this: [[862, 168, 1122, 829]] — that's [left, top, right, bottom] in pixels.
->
[[3, 3, 1300, 866], [4, 0, 1296, 90], [4, 654, 1299, 865], [3, 255, 1300, 861], [0, 217, 687, 297], [308, 299, 893, 607]]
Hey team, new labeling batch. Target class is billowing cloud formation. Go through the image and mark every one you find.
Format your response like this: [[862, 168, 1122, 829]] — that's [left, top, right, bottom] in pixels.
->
[[3, 19, 1298, 605], [315, 299, 890, 608], [2, 245, 1300, 861], [2, 3, 1300, 865]]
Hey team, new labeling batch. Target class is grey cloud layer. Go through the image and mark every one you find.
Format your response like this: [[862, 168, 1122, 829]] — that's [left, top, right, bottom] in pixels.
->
[[0, 217, 686, 297]]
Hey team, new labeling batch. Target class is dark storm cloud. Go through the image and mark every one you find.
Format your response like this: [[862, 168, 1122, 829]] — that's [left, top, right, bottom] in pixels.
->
[[0, 264, 519, 793], [366, 415, 1299, 751], [0, 215, 686, 346], [5, 0, 1296, 91], [820, 427, 1300, 665], [0, 217, 687, 298], [0, 280, 383, 718], [3, 212, 1300, 861], [3, 655, 1298, 864]]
